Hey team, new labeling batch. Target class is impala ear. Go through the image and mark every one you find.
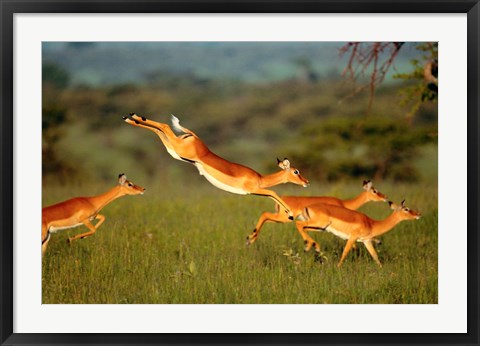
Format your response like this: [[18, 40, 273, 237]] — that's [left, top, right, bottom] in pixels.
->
[[277, 158, 291, 170], [401, 199, 406, 207], [388, 201, 398, 210], [118, 173, 127, 186], [363, 180, 372, 191]]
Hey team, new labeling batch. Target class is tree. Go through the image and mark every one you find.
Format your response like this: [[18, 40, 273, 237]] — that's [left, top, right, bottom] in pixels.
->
[[393, 43, 438, 120], [42, 63, 75, 182], [295, 116, 435, 182], [340, 42, 438, 119], [42, 62, 70, 89], [292, 57, 318, 83]]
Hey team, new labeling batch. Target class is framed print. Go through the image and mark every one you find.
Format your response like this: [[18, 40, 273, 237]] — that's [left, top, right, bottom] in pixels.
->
[[1, 0, 479, 345]]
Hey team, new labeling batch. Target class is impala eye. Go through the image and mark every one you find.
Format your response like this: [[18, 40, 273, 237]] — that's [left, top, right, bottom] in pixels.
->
[[128, 183, 133, 187], [404, 208, 410, 212], [373, 189, 377, 193], [294, 170, 299, 175]]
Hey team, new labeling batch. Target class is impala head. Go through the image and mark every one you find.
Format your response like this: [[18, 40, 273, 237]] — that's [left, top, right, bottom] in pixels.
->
[[118, 173, 146, 195], [389, 200, 421, 220], [362, 180, 388, 202], [277, 158, 309, 187]]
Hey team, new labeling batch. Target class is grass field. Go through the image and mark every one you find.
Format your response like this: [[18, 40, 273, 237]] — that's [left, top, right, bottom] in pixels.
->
[[42, 172, 437, 304]]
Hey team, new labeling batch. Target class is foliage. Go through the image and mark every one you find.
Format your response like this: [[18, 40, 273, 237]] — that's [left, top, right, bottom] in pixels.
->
[[43, 62, 70, 89], [295, 116, 436, 182], [40, 76, 437, 184], [42, 64, 75, 182], [393, 43, 438, 120]]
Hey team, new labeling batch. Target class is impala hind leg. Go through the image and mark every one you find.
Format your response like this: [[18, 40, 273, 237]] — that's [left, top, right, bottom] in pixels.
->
[[295, 222, 321, 254], [128, 113, 201, 146], [247, 211, 290, 245], [68, 215, 106, 243], [124, 114, 207, 162], [128, 113, 180, 139], [123, 115, 180, 154]]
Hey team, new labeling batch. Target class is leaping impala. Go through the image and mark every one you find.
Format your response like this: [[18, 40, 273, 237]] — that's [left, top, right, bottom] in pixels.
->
[[295, 200, 421, 267], [42, 174, 145, 256], [123, 113, 309, 218], [246, 180, 387, 245]]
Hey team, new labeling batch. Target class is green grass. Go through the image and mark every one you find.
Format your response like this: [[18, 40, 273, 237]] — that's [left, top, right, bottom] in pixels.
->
[[42, 178, 437, 304]]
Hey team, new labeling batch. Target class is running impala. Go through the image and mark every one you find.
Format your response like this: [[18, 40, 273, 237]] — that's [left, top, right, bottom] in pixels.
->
[[295, 200, 421, 267], [123, 113, 309, 218], [41, 174, 145, 256], [246, 180, 387, 245]]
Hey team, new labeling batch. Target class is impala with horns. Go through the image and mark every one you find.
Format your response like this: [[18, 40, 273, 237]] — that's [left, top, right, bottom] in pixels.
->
[[246, 180, 388, 245], [42, 174, 145, 256], [123, 113, 309, 218], [295, 200, 421, 267]]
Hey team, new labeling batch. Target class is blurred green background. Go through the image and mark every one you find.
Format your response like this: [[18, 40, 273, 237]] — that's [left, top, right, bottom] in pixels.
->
[[42, 42, 437, 186]]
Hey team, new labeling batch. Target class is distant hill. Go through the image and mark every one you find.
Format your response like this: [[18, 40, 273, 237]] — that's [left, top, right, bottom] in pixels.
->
[[42, 42, 419, 86]]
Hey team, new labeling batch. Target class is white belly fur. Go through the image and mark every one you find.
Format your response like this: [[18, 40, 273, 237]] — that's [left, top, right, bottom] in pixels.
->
[[49, 223, 83, 233], [194, 162, 248, 195], [325, 226, 350, 240], [165, 147, 183, 161]]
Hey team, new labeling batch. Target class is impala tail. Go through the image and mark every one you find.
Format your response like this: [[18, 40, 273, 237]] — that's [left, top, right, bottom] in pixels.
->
[[171, 114, 184, 132], [171, 114, 196, 137]]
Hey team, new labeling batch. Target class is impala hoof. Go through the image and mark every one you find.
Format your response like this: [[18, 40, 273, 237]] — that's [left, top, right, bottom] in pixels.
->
[[141, 116, 146, 121], [314, 253, 324, 264]]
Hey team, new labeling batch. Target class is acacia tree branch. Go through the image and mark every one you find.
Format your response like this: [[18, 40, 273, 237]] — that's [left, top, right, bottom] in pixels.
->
[[339, 42, 404, 115]]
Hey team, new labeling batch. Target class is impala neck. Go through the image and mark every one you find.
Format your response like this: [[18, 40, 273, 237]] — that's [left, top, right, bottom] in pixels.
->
[[342, 191, 369, 210], [259, 170, 288, 188], [88, 186, 124, 212], [371, 212, 404, 238]]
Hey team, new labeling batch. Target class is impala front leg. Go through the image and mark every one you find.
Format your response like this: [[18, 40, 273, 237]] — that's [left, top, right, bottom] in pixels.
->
[[247, 211, 291, 245], [363, 239, 382, 267], [68, 215, 106, 243], [338, 237, 357, 267], [251, 188, 293, 219], [42, 231, 51, 257]]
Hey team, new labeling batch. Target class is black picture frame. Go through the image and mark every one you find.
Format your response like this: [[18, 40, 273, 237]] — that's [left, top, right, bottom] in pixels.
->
[[1, 1, 478, 345]]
